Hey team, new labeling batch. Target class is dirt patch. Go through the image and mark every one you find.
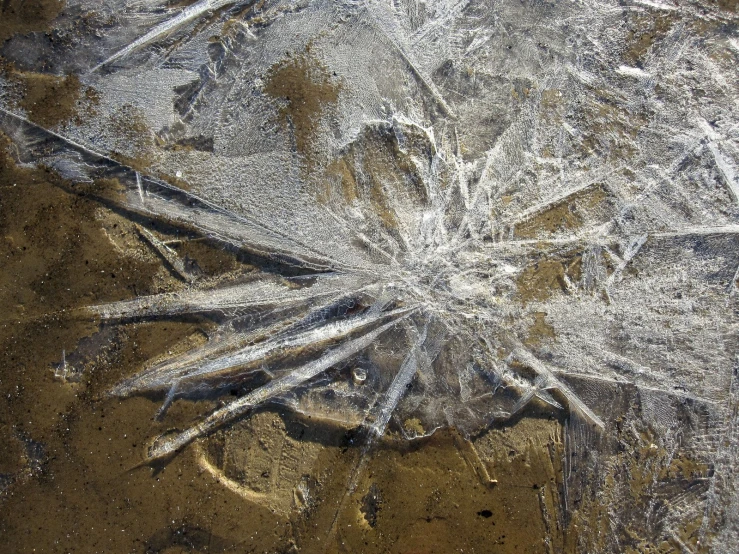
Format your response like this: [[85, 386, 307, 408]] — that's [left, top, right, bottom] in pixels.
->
[[577, 87, 648, 161], [0, 139, 292, 553], [202, 415, 567, 554], [333, 422, 565, 553], [567, 419, 713, 554], [516, 259, 568, 304], [0, 0, 65, 43], [623, 13, 678, 67], [525, 311, 557, 346], [107, 103, 158, 173], [264, 49, 341, 163], [6, 71, 85, 128], [515, 250, 584, 304], [175, 238, 246, 276], [514, 185, 610, 239], [322, 123, 431, 233], [0, 136, 163, 321], [716, 0, 739, 12]]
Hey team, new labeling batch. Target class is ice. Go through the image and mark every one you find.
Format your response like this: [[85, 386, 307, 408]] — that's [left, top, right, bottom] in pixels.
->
[[90, 0, 241, 72], [147, 311, 413, 460], [113, 305, 414, 399], [2, 0, 739, 549]]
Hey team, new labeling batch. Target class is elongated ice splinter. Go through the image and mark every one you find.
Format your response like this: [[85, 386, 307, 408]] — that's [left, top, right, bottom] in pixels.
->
[[112, 294, 358, 396], [146, 311, 414, 460], [92, 274, 363, 320], [122, 304, 414, 404], [155, 306, 414, 392], [511, 347, 605, 429], [137, 225, 196, 283], [369, 323, 433, 437], [91, 0, 239, 72]]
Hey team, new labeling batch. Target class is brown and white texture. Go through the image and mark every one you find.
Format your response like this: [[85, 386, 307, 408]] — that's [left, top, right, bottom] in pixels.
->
[[1, 0, 738, 551]]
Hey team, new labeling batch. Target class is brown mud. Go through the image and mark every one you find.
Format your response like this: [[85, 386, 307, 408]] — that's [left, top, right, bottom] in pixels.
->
[[9, 71, 84, 128], [264, 49, 341, 164], [0, 0, 65, 43]]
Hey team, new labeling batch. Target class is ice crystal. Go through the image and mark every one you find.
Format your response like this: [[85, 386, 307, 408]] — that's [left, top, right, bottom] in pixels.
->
[[2, 0, 739, 550]]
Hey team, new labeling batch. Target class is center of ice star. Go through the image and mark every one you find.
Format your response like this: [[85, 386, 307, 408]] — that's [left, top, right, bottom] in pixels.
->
[[384, 251, 496, 319]]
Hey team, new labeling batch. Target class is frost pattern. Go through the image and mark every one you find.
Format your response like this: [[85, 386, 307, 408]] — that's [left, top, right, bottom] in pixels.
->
[[1, 0, 739, 550]]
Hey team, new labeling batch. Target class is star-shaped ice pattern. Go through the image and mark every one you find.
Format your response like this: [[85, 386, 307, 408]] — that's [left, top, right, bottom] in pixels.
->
[[1, 0, 738, 549]]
